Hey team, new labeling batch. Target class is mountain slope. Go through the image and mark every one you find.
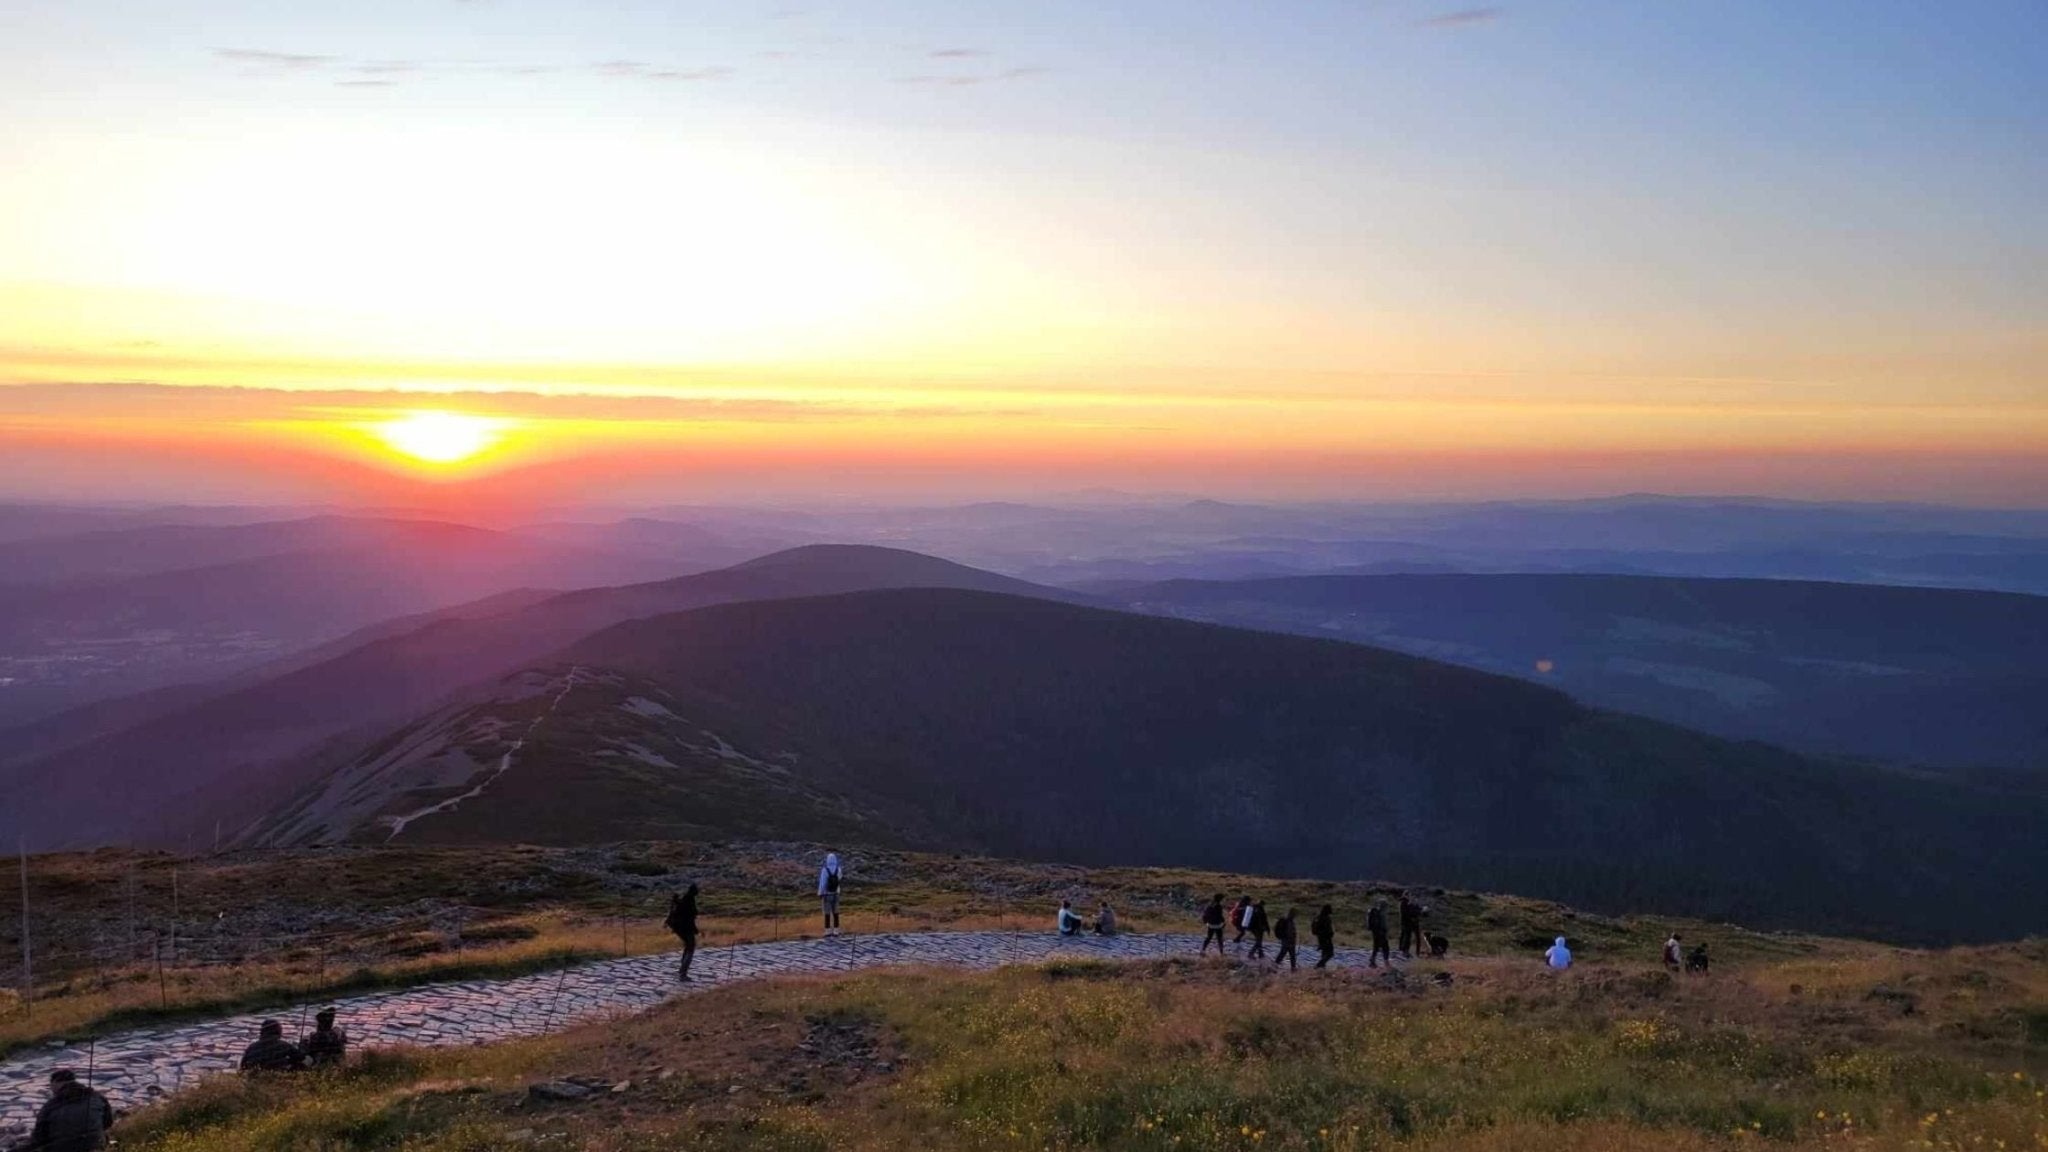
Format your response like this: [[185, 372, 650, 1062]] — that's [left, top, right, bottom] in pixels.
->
[[1111, 574, 2048, 771], [0, 546, 1081, 850], [269, 588, 2045, 942]]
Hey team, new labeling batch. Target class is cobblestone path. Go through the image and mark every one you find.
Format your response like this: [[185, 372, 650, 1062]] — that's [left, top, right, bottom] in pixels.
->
[[0, 930, 1400, 1136]]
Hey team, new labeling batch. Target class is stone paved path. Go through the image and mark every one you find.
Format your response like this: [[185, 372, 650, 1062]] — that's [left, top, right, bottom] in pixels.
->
[[0, 931, 1401, 1137]]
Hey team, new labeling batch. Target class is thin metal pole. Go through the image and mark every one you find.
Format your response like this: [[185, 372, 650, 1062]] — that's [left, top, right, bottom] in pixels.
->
[[17, 838, 30, 1021], [169, 866, 180, 965]]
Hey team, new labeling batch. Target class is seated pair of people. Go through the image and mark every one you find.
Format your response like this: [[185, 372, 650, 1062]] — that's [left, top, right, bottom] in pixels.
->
[[239, 1010, 347, 1073], [1057, 900, 1116, 936]]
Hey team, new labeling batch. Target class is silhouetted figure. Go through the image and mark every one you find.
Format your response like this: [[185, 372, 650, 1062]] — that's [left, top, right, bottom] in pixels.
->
[[1247, 900, 1270, 958], [818, 852, 843, 936], [1663, 933, 1683, 972], [1093, 903, 1118, 936], [303, 1007, 347, 1068], [27, 1069, 113, 1152], [1273, 907, 1299, 970], [667, 883, 699, 981], [1427, 933, 1449, 959], [1311, 904, 1335, 968], [1398, 895, 1423, 958], [1057, 899, 1086, 936], [1687, 943, 1711, 974], [1545, 936, 1573, 970], [1231, 895, 1252, 944], [1200, 894, 1227, 955], [240, 1020, 307, 1073], [1367, 901, 1391, 967]]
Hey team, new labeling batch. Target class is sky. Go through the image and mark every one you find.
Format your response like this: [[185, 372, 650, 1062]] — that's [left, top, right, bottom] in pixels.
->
[[1, 0, 2043, 509]]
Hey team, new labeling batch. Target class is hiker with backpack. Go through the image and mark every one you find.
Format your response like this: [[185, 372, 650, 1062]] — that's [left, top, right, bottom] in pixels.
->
[[666, 883, 700, 981], [1367, 900, 1392, 968], [1230, 895, 1253, 945], [1663, 933, 1683, 972], [1311, 904, 1336, 968], [1273, 907, 1299, 971], [818, 852, 844, 936], [1200, 894, 1228, 955], [1247, 900, 1270, 959]]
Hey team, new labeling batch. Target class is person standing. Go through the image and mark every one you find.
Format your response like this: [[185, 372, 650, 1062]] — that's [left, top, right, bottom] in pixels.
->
[[1200, 894, 1227, 955], [1273, 907, 1299, 970], [1663, 933, 1683, 972], [1367, 900, 1391, 968], [1311, 904, 1336, 969], [1230, 895, 1253, 945], [818, 852, 844, 936], [667, 883, 700, 981], [1545, 936, 1573, 970], [1247, 900, 1270, 959], [26, 1069, 113, 1152], [303, 1007, 348, 1068], [1398, 894, 1422, 958]]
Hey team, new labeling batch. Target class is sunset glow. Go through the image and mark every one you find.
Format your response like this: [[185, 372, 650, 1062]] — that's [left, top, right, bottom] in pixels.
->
[[373, 411, 507, 466]]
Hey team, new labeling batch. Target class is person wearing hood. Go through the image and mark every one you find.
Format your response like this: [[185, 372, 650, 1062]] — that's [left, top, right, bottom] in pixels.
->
[[240, 1020, 307, 1073], [1273, 907, 1299, 970], [1545, 936, 1573, 970], [1311, 904, 1336, 969], [303, 1007, 348, 1068], [1367, 900, 1391, 968], [1247, 900, 1270, 959], [26, 1069, 114, 1152], [1200, 893, 1227, 955], [818, 852, 844, 936], [666, 883, 700, 981]]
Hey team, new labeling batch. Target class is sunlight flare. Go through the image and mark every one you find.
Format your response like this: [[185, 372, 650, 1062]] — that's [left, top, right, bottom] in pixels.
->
[[373, 410, 508, 465]]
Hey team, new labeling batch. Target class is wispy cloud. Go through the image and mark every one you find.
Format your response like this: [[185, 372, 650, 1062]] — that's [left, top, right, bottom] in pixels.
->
[[928, 48, 988, 59], [214, 48, 334, 69], [1418, 7, 1502, 29], [897, 65, 1052, 88], [334, 79, 396, 89]]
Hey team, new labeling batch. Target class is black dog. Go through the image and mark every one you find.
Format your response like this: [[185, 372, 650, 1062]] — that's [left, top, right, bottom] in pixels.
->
[[1685, 944, 1710, 973], [1427, 933, 1449, 958]]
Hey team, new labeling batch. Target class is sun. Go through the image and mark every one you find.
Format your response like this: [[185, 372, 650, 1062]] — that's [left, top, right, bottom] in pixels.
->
[[374, 410, 507, 465]]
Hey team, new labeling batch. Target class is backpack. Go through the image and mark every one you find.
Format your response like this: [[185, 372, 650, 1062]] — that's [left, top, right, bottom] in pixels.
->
[[827, 869, 841, 893]]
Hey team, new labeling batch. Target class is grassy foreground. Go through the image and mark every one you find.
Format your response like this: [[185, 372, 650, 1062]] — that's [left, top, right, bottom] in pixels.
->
[[110, 940, 2046, 1152], [3, 840, 1823, 1055]]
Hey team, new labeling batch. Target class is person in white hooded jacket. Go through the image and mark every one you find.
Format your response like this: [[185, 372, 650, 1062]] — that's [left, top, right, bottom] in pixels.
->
[[1545, 936, 1573, 970], [818, 852, 844, 936]]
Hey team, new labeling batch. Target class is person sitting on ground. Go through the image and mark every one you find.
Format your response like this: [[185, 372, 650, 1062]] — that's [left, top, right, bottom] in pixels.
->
[[1367, 900, 1392, 968], [1273, 906, 1299, 970], [27, 1069, 114, 1152], [1427, 932, 1450, 959], [240, 1019, 308, 1073], [1231, 895, 1253, 944], [1686, 942, 1711, 974], [1545, 936, 1573, 971], [303, 1007, 348, 1068], [667, 883, 700, 981], [1311, 904, 1336, 969], [1247, 900, 1270, 958], [1200, 893, 1227, 955], [1058, 899, 1087, 936], [1093, 902, 1118, 936]]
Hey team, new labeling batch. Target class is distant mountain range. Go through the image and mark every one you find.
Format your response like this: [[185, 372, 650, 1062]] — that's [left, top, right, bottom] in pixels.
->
[[1109, 574, 2048, 772]]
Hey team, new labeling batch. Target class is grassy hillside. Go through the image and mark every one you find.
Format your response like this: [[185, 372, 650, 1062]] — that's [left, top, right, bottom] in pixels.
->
[[1113, 573, 2048, 771], [106, 937, 2048, 1152]]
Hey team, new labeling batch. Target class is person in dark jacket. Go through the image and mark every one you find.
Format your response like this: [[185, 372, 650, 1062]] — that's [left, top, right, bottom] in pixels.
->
[[240, 1020, 307, 1073], [1398, 895, 1423, 958], [666, 884, 700, 981], [1247, 900, 1270, 958], [1273, 907, 1299, 970], [1230, 895, 1252, 945], [303, 1007, 347, 1068], [26, 1069, 113, 1152], [1367, 900, 1392, 968], [1311, 904, 1336, 969], [1200, 894, 1227, 955]]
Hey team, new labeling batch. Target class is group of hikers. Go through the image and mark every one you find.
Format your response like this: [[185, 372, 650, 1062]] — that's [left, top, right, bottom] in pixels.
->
[[21, 1011, 347, 1150], [1198, 891, 1450, 970]]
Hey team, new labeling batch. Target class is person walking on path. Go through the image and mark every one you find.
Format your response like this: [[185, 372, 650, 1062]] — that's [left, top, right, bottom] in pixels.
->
[[1200, 894, 1227, 955], [303, 1007, 348, 1068], [1311, 904, 1336, 969], [666, 883, 700, 981], [1273, 907, 1299, 970], [26, 1069, 113, 1152], [1230, 895, 1253, 945], [1545, 936, 1573, 970], [1247, 900, 1270, 959], [1398, 894, 1423, 958], [240, 1020, 307, 1073], [1367, 900, 1392, 968], [818, 852, 844, 936]]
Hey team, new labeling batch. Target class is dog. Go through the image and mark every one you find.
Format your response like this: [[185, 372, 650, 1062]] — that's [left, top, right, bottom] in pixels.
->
[[1427, 933, 1449, 958]]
